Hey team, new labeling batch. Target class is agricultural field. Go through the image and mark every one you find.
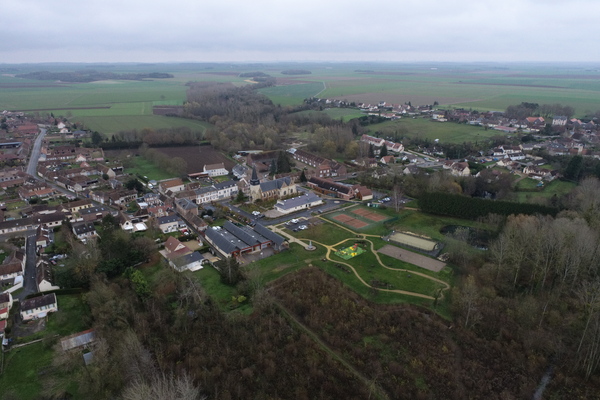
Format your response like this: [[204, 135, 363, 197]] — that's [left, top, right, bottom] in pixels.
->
[[258, 81, 325, 106], [153, 145, 235, 174]]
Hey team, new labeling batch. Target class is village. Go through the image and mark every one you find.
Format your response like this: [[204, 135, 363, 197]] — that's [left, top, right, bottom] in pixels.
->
[[0, 98, 597, 379]]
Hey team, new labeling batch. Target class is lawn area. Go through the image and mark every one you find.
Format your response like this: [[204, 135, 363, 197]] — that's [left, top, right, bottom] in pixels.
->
[[367, 117, 498, 145], [187, 267, 253, 314], [255, 243, 327, 283], [0, 342, 54, 400], [394, 209, 483, 241], [293, 220, 355, 246], [331, 239, 447, 297], [515, 177, 541, 190], [46, 294, 91, 337], [515, 179, 576, 203], [127, 156, 176, 181]]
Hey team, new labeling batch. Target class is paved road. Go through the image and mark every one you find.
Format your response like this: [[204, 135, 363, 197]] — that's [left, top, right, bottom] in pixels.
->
[[13, 232, 38, 301], [26, 127, 47, 178]]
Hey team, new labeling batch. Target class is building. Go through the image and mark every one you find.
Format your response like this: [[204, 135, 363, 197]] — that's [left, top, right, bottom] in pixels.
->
[[156, 215, 184, 233], [36, 259, 60, 292], [274, 192, 323, 214], [248, 165, 296, 203], [20, 293, 58, 321], [307, 177, 354, 200], [72, 221, 97, 241], [159, 178, 185, 194], [203, 163, 229, 177], [204, 221, 286, 258]]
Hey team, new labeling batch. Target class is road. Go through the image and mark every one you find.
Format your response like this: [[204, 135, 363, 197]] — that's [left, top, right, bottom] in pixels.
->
[[26, 127, 47, 178], [13, 232, 39, 301]]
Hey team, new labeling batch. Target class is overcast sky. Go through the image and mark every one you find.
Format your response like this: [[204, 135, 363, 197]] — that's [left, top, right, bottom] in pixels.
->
[[2, 0, 599, 63]]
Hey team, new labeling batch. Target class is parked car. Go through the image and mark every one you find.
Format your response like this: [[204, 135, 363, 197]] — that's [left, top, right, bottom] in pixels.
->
[[299, 225, 307, 230], [291, 219, 299, 224]]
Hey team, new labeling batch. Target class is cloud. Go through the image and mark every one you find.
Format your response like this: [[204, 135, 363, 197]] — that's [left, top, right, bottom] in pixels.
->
[[1, 0, 599, 62]]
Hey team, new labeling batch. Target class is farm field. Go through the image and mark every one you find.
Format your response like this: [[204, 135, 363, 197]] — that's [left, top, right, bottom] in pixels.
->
[[258, 81, 325, 106], [154, 145, 235, 174]]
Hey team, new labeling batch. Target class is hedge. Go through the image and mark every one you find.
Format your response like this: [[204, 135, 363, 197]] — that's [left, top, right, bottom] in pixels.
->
[[418, 192, 558, 220]]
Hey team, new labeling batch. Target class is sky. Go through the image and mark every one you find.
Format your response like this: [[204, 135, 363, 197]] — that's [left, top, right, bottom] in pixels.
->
[[2, 0, 599, 63]]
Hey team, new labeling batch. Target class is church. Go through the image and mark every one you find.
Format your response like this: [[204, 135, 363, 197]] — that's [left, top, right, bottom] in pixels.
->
[[249, 164, 297, 203]]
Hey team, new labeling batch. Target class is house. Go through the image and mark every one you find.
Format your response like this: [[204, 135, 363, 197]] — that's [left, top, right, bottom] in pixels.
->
[[380, 155, 395, 165], [232, 164, 250, 180], [0, 259, 24, 281], [156, 215, 184, 233], [205, 221, 286, 258], [148, 205, 169, 218], [443, 161, 471, 177], [62, 198, 93, 214], [169, 251, 205, 272], [36, 259, 60, 292], [274, 192, 323, 215], [20, 293, 58, 321], [159, 178, 185, 194], [72, 221, 97, 241], [175, 198, 198, 216], [0, 212, 65, 235], [79, 206, 115, 222], [0, 292, 13, 320], [203, 163, 229, 177], [35, 224, 52, 250]]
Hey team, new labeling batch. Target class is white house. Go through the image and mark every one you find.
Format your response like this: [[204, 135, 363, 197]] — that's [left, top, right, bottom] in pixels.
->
[[20, 293, 58, 321], [203, 163, 229, 177], [156, 215, 184, 233]]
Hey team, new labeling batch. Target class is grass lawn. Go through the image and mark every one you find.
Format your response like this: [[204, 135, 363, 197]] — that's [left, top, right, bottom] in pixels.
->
[[293, 221, 355, 246], [515, 179, 576, 203], [515, 178, 541, 190], [0, 342, 54, 400], [255, 243, 327, 283], [127, 156, 176, 181], [331, 239, 447, 297], [188, 267, 252, 314], [46, 295, 91, 337], [394, 209, 483, 241], [366, 117, 499, 145]]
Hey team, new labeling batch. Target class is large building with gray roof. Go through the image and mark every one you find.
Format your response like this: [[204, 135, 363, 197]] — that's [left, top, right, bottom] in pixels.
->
[[204, 221, 286, 258]]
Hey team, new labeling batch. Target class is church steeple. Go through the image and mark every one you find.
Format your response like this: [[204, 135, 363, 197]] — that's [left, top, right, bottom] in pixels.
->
[[250, 164, 260, 186]]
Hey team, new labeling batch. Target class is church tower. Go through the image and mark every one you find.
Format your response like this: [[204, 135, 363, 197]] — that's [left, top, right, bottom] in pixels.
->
[[249, 164, 262, 202]]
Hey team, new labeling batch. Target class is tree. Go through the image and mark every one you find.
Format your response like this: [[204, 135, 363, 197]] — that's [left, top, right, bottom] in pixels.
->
[[299, 169, 307, 183], [215, 257, 244, 286], [368, 144, 375, 158], [391, 184, 404, 212], [565, 155, 583, 181], [125, 178, 145, 192], [276, 151, 292, 173], [91, 131, 103, 146], [379, 144, 388, 158]]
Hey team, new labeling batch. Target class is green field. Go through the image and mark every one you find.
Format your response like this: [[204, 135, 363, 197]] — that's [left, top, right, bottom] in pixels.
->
[[258, 82, 325, 106], [515, 179, 576, 203], [367, 116, 500, 144]]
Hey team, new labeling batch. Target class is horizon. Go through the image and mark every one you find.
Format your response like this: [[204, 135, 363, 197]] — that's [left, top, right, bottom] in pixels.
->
[[3, 0, 600, 64]]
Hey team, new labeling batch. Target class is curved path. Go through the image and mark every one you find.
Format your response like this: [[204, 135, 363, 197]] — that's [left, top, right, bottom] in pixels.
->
[[270, 216, 451, 301]]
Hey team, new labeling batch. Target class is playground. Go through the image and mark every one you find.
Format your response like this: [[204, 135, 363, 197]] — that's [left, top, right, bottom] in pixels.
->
[[334, 243, 367, 260]]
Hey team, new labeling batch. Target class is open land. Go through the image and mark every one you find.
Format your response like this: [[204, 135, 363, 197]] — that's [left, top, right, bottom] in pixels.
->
[[378, 244, 446, 272]]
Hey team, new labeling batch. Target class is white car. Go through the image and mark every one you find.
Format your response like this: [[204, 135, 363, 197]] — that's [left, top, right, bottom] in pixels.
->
[[298, 225, 307, 230], [290, 219, 299, 224]]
